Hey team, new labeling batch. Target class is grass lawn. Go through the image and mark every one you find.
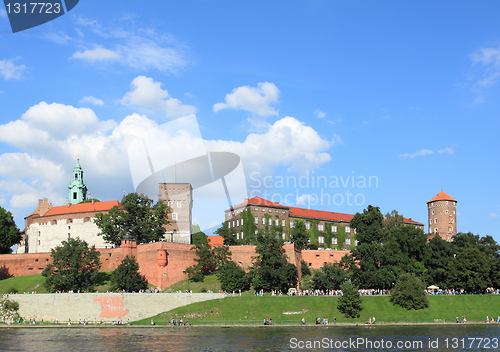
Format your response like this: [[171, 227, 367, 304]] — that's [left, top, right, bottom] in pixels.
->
[[0, 275, 48, 294], [133, 294, 500, 326], [163, 274, 221, 293]]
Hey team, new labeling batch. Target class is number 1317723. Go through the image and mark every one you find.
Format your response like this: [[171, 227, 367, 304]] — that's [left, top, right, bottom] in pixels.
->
[[5, 2, 62, 14], [444, 338, 498, 349]]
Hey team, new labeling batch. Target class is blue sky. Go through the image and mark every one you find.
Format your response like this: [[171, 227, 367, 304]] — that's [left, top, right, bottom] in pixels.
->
[[0, 1, 499, 242]]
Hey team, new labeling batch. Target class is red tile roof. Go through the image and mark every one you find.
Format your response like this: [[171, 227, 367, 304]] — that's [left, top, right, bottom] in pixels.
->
[[289, 207, 354, 223], [207, 236, 225, 247], [427, 191, 456, 204], [227, 196, 288, 211], [43, 200, 122, 216]]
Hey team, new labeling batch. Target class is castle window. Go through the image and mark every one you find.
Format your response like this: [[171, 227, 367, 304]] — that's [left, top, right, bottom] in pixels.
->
[[434, 228, 438, 234], [429, 219, 433, 224], [332, 238, 337, 245], [282, 233, 286, 240], [290, 221, 295, 228], [255, 216, 258, 224], [66, 219, 73, 224], [73, 192, 77, 200], [331, 225, 337, 233], [305, 222, 310, 230], [255, 208, 258, 211], [318, 224, 324, 231], [282, 219, 286, 227], [346, 238, 351, 245], [445, 210, 448, 214], [269, 218, 273, 226], [74, 173, 78, 180], [228, 222, 231, 229], [435, 218, 438, 223], [236, 219, 239, 227], [262, 217, 265, 225], [168, 201, 173, 207], [172, 213, 178, 220], [318, 236, 324, 244], [275, 209, 278, 213], [269, 209, 272, 213], [432, 210, 435, 215], [177, 201, 182, 208], [275, 219, 279, 226], [68, 225, 71, 230], [282, 210, 285, 214], [345, 226, 351, 233], [241, 218, 244, 226]]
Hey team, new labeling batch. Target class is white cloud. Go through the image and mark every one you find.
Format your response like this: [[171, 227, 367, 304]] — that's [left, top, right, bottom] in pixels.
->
[[43, 32, 72, 44], [121, 76, 196, 118], [71, 18, 186, 73], [0, 59, 27, 80], [72, 47, 120, 62], [80, 96, 104, 106], [474, 96, 485, 104], [438, 146, 455, 155], [492, 213, 498, 218], [208, 116, 331, 174], [315, 109, 326, 118], [332, 133, 344, 145], [471, 46, 500, 87], [400, 149, 434, 159], [213, 82, 279, 117]]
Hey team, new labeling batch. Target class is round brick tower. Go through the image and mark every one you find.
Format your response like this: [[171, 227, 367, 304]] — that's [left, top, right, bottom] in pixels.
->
[[427, 191, 457, 241]]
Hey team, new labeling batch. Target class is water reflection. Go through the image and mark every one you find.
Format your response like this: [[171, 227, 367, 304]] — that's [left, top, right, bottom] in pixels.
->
[[0, 325, 499, 351]]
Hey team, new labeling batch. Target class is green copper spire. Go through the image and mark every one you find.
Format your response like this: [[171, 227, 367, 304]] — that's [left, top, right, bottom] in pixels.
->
[[67, 158, 88, 204]]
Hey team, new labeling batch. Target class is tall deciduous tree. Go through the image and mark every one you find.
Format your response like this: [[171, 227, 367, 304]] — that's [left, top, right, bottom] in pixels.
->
[[111, 255, 148, 292], [251, 228, 298, 292], [425, 236, 454, 288], [390, 273, 429, 310], [42, 237, 101, 292], [447, 247, 491, 292], [186, 234, 232, 282], [291, 220, 309, 250], [95, 193, 169, 246], [217, 261, 250, 292], [337, 282, 362, 318], [214, 222, 237, 245], [0, 206, 21, 254]]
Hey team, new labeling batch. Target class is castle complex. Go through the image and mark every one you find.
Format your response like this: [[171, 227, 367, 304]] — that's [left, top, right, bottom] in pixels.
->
[[3, 159, 458, 289]]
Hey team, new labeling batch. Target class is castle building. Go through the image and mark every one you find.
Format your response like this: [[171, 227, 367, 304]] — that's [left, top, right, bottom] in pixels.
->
[[427, 190, 457, 241], [17, 199, 122, 253], [67, 159, 88, 205], [224, 196, 424, 249], [158, 183, 193, 244]]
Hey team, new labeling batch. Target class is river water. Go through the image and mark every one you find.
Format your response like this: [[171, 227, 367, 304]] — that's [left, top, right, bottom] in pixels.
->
[[0, 325, 499, 351]]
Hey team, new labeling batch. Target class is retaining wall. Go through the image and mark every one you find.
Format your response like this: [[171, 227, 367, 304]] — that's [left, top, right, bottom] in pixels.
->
[[8, 292, 225, 323]]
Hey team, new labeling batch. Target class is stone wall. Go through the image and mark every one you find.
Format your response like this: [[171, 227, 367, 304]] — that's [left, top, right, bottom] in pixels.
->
[[8, 292, 225, 322]]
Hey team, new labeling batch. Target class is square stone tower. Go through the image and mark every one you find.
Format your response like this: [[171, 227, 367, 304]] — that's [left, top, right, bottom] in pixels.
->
[[427, 191, 457, 241], [158, 183, 193, 244]]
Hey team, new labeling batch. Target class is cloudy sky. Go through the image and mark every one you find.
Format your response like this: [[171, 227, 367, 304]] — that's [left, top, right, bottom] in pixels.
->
[[1, 1, 499, 241]]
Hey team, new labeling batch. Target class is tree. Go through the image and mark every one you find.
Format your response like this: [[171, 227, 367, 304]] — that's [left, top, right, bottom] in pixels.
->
[[349, 205, 387, 289], [217, 261, 251, 292], [390, 273, 429, 310], [95, 193, 169, 246], [250, 228, 298, 292], [425, 236, 454, 288], [214, 222, 237, 245], [337, 282, 362, 318], [111, 255, 148, 292], [42, 237, 101, 292], [290, 220, 309, 249], [313, 262, 347, 291], [186, 235, 231, 282], [0, 206, 21, 254], [447, 247, 491, 292]]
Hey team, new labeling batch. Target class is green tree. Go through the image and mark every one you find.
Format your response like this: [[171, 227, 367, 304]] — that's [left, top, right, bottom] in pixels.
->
[[250, 228, 298, 292], [313, 262, 347, 291], [42, 237, 101, 292], [301, 260, 312, 277], [337, 281, 362, 318], [95, 193, 169, 246], [291, 220, 309, 249], [349, 205, 388, 289], [447, 247, 491, 292], [217, 261, 251, 292], [186, 235, 231, 282], [425, 236, 454, 288], [0, 206, 21, 254], [214, 222, 237, 245], [111, 255, 148, 292], [390, 273, 429, 310]]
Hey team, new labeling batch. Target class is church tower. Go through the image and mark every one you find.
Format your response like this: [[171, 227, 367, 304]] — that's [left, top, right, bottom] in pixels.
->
[[67, 159, 88, 205], [427, 191, 457, 241]]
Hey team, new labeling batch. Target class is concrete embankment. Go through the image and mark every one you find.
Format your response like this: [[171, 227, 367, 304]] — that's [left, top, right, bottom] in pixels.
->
[[7, 292, 225, 323]]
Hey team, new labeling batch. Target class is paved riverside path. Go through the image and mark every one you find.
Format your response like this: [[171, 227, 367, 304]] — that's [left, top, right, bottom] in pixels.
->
[[8, 292, 225, 322]]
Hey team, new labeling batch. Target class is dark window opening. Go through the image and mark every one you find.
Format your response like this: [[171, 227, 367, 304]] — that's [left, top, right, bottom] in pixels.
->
[[73, 192, 77, 199]]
